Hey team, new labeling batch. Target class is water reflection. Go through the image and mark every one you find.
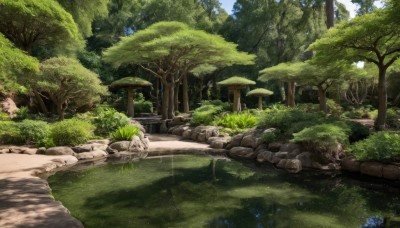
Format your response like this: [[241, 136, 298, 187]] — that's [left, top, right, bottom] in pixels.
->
[[48, 155, 400, 228]]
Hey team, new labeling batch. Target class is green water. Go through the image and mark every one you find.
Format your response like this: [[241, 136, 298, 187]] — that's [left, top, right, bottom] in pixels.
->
[[48, 155, 400, 228]]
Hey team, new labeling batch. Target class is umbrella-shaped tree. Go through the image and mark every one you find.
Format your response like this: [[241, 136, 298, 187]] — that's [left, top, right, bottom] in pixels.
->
[[217, 76, 255, 112], [110, 77, 152, 117], [246, 88, 274, 110]]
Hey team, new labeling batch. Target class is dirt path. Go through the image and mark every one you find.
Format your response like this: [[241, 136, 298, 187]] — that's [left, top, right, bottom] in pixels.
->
[[0, 154, 83, 228]]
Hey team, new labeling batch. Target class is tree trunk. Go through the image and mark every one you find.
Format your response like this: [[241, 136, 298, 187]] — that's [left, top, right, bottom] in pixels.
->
[[287, 81, 296, 107], [232, 88, 241, 112], [279, 81, 286, 103], [33, 90, 48, 115], [326, 0, 335, 29], [183, 73, 190, 113], [318, 85, 328, 113], [127, 87, 134, 117], [168, 77, 175, 119], [56, 103, 64, 121], [375, 67, 387, 131], [258, 96, 263, 110], [156, 79, 161, 115], [162, 83, 170, 120], [174, 81, 179, 113]]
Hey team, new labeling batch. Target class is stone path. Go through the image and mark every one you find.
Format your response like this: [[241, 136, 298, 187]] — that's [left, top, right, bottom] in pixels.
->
[[0, 154, 83, 228]]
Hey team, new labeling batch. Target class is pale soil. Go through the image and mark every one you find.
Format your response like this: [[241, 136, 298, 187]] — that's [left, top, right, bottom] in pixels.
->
[[0, 154, 83, 228]]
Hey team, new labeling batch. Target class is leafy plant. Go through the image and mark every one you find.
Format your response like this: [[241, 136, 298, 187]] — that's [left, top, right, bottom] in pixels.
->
[[0, 121, 21, 144], [18, 120, 51, 146], [0, 111, 10, 120], [50, 119, 94, 146], [92, 107, 130, 136], [262, 132, 278, 144], [349, 131, 400, 161], [15, 106, 30, 120], [134, 94, 153, 114], [111, 125, 140, 141], [191, 104, 225, 126], [326, 99, 343, 117]]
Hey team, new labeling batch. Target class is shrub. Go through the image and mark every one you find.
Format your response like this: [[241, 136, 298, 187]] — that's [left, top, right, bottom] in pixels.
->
[[0, 121, 21, 144], [345, 121, 370, 143], [111, 125, 140, 141], [201, 100, 230, 110], [349, 132, 400, 161], [191, 104, 224, 126], [50, 119, 94, 146], [262, 131, 278, 144], [326, 99, 343, 117], [15, 106, 30, 120], [213, 112, 257, 135], [134, 93, 153, 114], [0, 111, 10, 120], [292, 123, 350, 151], [18, 120, 51, 146], [386, 108, 400, 129], [92, 107, 130, 136]]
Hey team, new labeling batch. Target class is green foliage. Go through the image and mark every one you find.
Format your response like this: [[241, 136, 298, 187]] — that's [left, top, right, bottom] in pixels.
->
[[0, 111, 10, 121], [191, 105, 224, 126], [326, 99, 343, 117], [346, 121, 370, 143], [293, 123, 350, 151], [349, 132, 400, 161], [50, 119, 94, 146], [134, 93, 153, 114], [18, 120, 50, 146], [15, 106, 30, 120], [386, 108, 400, 129], [0, 121, 21, 144], [111, 125, 140, 141], [342, 107, 372, 119], [110, 77, 152, 88], [261, 132, 278, 144], [213, 112, 257, 135], [217, 76, 256, 86], [92, 107, 130, 136]]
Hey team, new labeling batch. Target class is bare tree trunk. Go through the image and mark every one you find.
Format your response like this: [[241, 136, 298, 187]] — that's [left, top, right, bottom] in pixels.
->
[[162, 83, 170, 120], [127, 87, 134, 117], [183, 73, 190, 113], [375, 67, 387, 130], [232, 88, 241, 112], [258, 96, 263, 110], [174, 82, 179, 113], [33, 90, 48, 115], [326, 0, 335, 29], [156, 79, 161, 115], [287, 81, 296, 107], [168, 76, 175, 119], [279, 81, 286, 103], [56, 103, 64, 121], [318, 85, 328, 113]]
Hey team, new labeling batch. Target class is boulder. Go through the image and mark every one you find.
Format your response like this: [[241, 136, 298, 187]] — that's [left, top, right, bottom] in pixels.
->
[[210, 141, 225, 149], [1, 97, 18, 118], [360, 162, 383, 178], [274, 152, 288, 159], [109, 141, 131, 152], [141, 137, 150, 151], [191, 132, 199, 141], [288, 149, 302, 159], [276, 159, 288, 169], [263, 128, 277, 134], [229, 147, 256, 159], [71, 145, 93, 153], [268, 142, 282, 152], [285, 159, 302, 173], [22, 148, 37, 155], [36, 147, 46, 154], [129, 136, 145, 152], [191, 126, 219, 142], [382, 165, 400, 180], [76, 150, 108, 160], [280, 142, 300, 153], [182, 129, 192, 140], [271, 155, 281, 164], [171, 125, 189, 136], [46, 147, 75, 156], [256, 150, 274, 163], [255, 144, 267, 153], [296, 152, 312, 168], [90, 143, 108, 151], [87, 139, 110, 145], [341, 157, 361, 172], [0, 148, 9, 154], [226, 134, 244, 150], [197, 133, 207, 142], [241, 135, 263, 149], [9, 146, 32, 154], [160, 120, 168, 133]]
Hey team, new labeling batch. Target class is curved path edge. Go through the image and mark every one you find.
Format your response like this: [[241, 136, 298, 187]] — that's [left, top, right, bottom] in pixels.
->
[[0, 154, 83, 228]]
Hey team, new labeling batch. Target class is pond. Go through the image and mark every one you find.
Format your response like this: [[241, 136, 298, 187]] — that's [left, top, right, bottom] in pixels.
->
[[48, 155, 400, 228]]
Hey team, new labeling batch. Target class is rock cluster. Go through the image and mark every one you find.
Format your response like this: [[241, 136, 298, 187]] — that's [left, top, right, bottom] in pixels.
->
[[342, 157, 400, 180]]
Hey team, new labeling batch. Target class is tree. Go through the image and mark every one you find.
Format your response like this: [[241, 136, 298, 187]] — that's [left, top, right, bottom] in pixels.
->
[[103, 21, 255, 119], [351, 0, 377, 15], [309, 9, 400, 130], [217, 76, 256, 112], [0, 0, 84, 55], [34, 57, 108, 120], [246, 88, 274, 110], [0, 33, 39, 95]]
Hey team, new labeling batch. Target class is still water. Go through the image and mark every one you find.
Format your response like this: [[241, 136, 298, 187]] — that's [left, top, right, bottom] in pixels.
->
[[48, 155, 400, 228]]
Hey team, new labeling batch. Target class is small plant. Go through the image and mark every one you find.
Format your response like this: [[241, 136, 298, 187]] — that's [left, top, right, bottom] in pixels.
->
[[0, 121, 21, 144], [50, 119, 94, 146], [0, 111, 10, 120], [18, 120, 51, 146], [134, 92, 153, 114], [261, 132, 278, 144], [349, 131, 400, 161], [191, 104, 224, 126], [326, 99, 343, 117], [213, 112, 257, 130], [111, 125, 140, 141], [92, 107, 130, 136], [15, 106, 30, 119]]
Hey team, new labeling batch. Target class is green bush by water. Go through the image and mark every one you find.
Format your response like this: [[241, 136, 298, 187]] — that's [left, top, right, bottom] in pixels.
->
[[92, 107, 130, 136], [0, 121, 21, 144], [213, 112, 257, 135], [18, 120, 50, 146], [50, 119, 94, 146], [349, 131, 400, 161], [111, 125, 140, 141]]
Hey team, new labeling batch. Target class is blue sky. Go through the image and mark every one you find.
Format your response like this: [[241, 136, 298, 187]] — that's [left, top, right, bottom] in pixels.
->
[[219, 0, 384, 18]]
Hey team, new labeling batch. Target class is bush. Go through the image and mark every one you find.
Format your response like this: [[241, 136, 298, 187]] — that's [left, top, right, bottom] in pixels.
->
[[326, 99, 343, 117], [386, 108, 400, 129], [15, 106, 30, 120], [213, 112, 257, 135], [342, 107, 372, 119], [0, 121, 21, 144], [345, 121, 370, 143], [262, 131, 278, 144], [134, 93, 153, 114], [349, 131, 400, 161], [191, 104, 225, 126], [18, 120, 50, 146], [50, 119, 94, 146], [0, 111, 10, 120], [92, 107, 130, 136], [292, 123, 350, 151], [111, 125, 140, 141]]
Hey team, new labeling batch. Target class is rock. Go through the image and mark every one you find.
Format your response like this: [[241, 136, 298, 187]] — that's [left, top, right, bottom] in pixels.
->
[[256, 150, 273, 163], [288, 149, 302, 159], [9, 146, 31, 154], [328, 163, 341, 170], [1, 97, 18, 118], [90, 143, 108, 151], [226, 134, 244, 150], [229, 147, 256, 159], [22, 148, 37, 155], [255, 144, 267, 153], [274, 151, 288, 159], [46, 147, 75, 156], [160, 120, 168, 133], [109, 141, 131, 152], [341, 157, 361, 172], [191, 132, 199, 141], [76, 150, 108, 160], [172, 116, 185, 123], [129, 136, 145, 152], [141, 137, 150, 150], [263, 128, 277, 134], [277, 159, 288, 169], [171, 125, 189, 136], [360, 162, 383, 178], [210, 141, 225, 149], [37, 147, 46, 154], [0, 148, 9, 154], [241, 135, 263, 148], [280, 142, 300, 153], [296, 152, 312, 168], [271, 155, 281, 164], [268, 142, 282, 152], [182, 129, 192, 140], [71, 145, 93, 153], [285, 159, 302, 173], [87, 139, 110, 145], [197, 133, 207, 142], [191, 126, 219, 142], [382, 165, 400, 180], [106, 147, 118, 154]]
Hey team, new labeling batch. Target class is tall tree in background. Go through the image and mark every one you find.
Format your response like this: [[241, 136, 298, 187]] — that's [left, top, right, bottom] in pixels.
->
[[325, 0, 335, 28], [309, 9, 400, 130], [351, 0, 377, 15]]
